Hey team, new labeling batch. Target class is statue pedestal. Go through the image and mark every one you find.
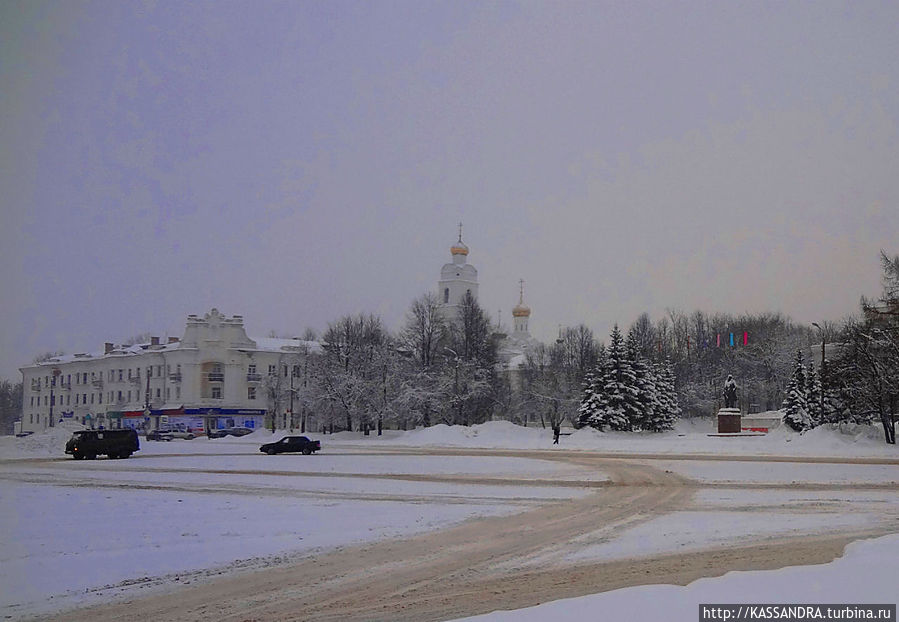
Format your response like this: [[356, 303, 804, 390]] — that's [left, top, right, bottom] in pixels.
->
[[717, 408, 741, 433]]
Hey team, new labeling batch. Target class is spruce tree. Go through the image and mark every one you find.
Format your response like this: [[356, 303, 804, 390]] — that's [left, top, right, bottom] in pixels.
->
[[650, 359, 680, 431], [593, 326, 637, 431], [577, 367, 602, 428], [783, 350, 812, 431], [627, 329, 656, 431], [806, 362, 822, 427]]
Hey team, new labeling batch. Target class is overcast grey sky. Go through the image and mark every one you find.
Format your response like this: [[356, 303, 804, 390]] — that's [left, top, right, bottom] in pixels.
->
[[2, 1, 898, 380]]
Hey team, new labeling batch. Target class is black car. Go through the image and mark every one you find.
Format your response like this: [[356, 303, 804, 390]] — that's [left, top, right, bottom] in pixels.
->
[[260, 436, 321, 455], [208, 426, 254, 438]]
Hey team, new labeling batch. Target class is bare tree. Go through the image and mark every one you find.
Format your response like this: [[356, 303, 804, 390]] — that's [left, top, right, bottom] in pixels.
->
[[402, 292, 447, 368]]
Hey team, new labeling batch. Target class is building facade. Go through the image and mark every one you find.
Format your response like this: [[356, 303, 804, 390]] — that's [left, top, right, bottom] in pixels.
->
[[19, 309, 320, 434]]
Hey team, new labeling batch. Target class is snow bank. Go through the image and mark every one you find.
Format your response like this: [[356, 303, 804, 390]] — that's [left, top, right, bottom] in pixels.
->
[[454, 534, 899, 621], [2, 414, 895, 460]]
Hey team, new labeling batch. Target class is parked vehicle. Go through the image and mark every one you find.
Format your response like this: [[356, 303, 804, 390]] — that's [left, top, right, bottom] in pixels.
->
[[259, 436, 321, 455], [65, 429, 140, 460], [146, 425, 195, 441], [208, 427, 254, 438]]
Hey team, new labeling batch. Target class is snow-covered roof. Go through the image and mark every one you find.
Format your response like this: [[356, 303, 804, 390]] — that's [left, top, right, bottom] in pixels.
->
[[27, 340, 182, 369], [249, 337, 322, 354]]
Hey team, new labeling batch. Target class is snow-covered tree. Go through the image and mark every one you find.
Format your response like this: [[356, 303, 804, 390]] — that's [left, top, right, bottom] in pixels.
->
[[590, 325, 637, 431], [627, 328, 657, 431], [577, 366, 602, 428], [783, 350, 812, 432], [650, 359, 680, 432], [806, 361, 822, 426]]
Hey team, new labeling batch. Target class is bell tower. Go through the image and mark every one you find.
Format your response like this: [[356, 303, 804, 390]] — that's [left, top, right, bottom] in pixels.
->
[[438, 223, 479, 319]]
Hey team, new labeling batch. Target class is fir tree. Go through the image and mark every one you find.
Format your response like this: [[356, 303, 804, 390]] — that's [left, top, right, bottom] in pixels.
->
[[806, 362, 822, 426], [592, 325, 637, 431], [649, 359, 680, 431], [783, 350, 812, 431], [627, 328, 656, 431], [576, 367, 602, 428]]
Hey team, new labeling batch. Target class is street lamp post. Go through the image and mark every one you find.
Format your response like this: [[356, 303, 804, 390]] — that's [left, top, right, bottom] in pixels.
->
[[49, 368, 60, 427], [288, 364, 295, 432]]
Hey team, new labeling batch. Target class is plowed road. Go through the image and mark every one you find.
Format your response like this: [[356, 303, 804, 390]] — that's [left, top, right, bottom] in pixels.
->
[[32, 448, 899, 622]]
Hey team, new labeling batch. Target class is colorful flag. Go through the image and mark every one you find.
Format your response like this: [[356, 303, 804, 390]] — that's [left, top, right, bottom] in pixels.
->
[[729, 333, 734, 347]]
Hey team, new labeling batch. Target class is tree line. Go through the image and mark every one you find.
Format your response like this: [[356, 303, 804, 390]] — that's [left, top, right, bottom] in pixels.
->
[[783, 251, 898, 444]]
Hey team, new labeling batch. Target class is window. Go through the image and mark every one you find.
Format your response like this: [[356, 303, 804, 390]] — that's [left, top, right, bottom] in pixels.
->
[[177, 364, 181, 374], [30, 396, 33, 406], [74, 374, 79, 385], [117, 391, 123, 402], [128, 369, 132, 380], [51, 395, 55, 406], [66, 395, 70, 405], [156, 388, 161, 398], [176, 386, 181, 399], [98, 393, 102, 404], [118, 370, 123, 382], [67, 374, 71, 385], [83, 372, 88, 384], [90, 394, 94, 404], [292, 365, 300, 377], [268, 365, 276, 376], [75, 394, 78, 405], [211, 386, 222, 399], [83, 393, 87, 404], [248, 364, 256, 375], [127, 390, 131, 402], [157, 365, 162, 377], [444, 288, 449, 303], [248, 387, 256, 400], [147, 366, 151, 378], [283, 365, 288, 377]]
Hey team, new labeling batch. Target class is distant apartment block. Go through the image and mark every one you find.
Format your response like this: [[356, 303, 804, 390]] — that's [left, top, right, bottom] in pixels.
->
[[19, 309, 319, 434]]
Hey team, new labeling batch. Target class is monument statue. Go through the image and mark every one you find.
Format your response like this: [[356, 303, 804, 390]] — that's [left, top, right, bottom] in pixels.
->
[[723, 375, 738, 409]]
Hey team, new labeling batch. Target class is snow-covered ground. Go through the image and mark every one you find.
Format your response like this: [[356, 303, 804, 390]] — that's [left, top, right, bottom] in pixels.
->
[[453, 534, 899, 622], [0, 418, 896, 620]]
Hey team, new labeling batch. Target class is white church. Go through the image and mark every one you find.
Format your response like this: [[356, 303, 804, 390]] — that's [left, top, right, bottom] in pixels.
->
[[437, 225, 539, 370]]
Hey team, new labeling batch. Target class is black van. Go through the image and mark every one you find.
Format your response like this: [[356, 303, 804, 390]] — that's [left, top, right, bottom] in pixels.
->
[[65, 429, 140, 460]]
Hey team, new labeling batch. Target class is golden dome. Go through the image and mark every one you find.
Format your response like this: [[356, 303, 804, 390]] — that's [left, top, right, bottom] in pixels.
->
[[512, 303, 531, 317], [512, 278, 530, 317], [450, 240, 469, 256], [451, 222, 469, 255]]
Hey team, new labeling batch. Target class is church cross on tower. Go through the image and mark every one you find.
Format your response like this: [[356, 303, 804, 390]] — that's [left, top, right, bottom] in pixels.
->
[[458, 221, 463, 243], [519, 279, 525, 304]]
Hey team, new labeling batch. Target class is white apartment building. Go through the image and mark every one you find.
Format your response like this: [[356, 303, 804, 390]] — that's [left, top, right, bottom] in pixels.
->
[[19, 309, 320, 434]]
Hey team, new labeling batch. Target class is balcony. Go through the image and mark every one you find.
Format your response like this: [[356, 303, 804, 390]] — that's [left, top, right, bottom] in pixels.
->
[[58, 382, 72, 390], [91, 379, 103, 388], [168, 372, 182, 382], [246, 373, 262, 383], [129, 376, 142, 384], [207, 372, 224, 382], [30, 380, 41, 392]]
